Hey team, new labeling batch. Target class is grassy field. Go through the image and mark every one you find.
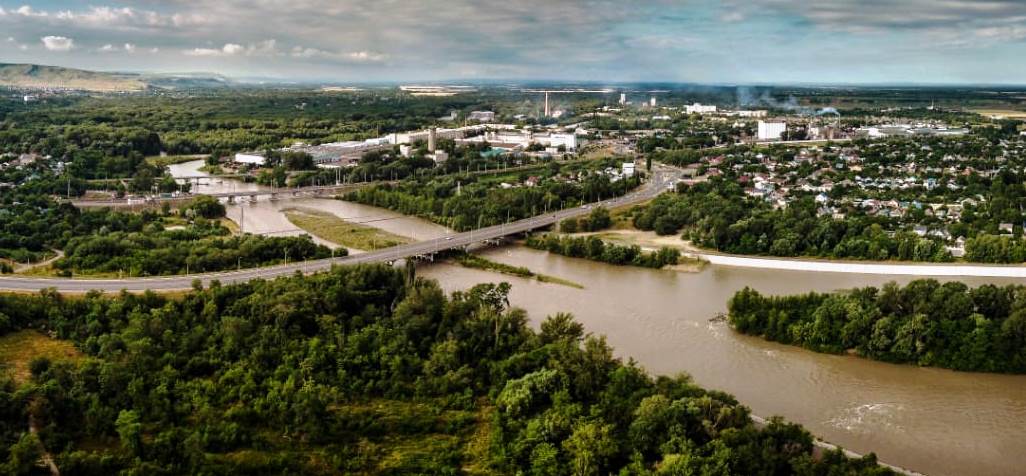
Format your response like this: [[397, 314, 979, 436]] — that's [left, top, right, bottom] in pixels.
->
[[284, 207, 412, 250], [971, 108, 1026, 119], [453, 253, 583, 289], [0, 330, 85, 384]]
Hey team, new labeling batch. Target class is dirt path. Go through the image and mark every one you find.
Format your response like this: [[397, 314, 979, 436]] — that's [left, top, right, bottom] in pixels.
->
[[13, 249, 64, 274], [28, 410, 60, 476]]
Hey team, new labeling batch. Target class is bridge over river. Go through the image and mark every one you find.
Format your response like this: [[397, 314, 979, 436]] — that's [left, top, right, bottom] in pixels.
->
[[70, 181, 387, 208], [3, 167, 680, 292]]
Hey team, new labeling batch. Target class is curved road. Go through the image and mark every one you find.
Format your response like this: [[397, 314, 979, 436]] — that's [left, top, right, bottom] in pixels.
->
[[0, 167, 681, 292]]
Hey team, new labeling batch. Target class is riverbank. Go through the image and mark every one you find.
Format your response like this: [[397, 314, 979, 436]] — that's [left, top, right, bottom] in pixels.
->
[[283, 206, 411, 251], [575, 228, 1026, 277], [452, 252, 584, 289], [700, 253, 1026, 277]]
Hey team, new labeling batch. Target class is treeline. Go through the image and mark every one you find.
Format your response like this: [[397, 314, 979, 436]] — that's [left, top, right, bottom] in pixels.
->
[[559, 206, 611, 233], [347, 161, 640, 231], [633, 179, 954, 262], [0, 265, 891, 474], [57, 220, 332, 276], [729, 279, 1026, 373], [0, 191, 331, 275], [526, 234, 681, 268], [965, 234, 1026, 263]]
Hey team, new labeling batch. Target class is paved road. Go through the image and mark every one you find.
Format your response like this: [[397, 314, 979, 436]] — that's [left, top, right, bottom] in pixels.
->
[[0, 167, 680, 292]]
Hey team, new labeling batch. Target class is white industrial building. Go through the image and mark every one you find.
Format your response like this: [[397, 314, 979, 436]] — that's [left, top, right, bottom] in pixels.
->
[[468, 111, 495, 122], [234, 153, 267, 166], [685, 103, 717, 114], [735, 110, 768, 118], [757, 121, 787, 141], [461, 129, 577, 151], [393, 124, 510, 145], [284, 138, 393, 164], [622, 162, 636, 177]]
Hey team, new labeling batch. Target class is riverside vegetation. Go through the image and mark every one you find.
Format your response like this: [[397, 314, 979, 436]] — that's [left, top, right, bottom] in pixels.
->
[[0, 189, 333, 276], [0, 265, 893, 475], [526, 234, 682, 269], [729, 279, 1026, 373]]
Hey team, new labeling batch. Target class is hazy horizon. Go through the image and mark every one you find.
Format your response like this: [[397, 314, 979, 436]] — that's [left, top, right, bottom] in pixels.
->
[[3, 1, 1026, 85]]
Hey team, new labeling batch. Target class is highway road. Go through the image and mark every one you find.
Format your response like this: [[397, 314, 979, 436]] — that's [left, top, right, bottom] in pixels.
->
[[0, 166, 680, 293]]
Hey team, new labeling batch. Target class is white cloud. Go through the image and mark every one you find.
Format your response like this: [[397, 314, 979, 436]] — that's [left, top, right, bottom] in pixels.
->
[[221, 43, 244, 55], [41, 36, 74, 51], [124, 43, 136, 53], [150, 47, 160, 54], [16, 6, 47, 17], [346, 51, 387, 62], [185, 43, 243, 56], [185, 40, 279, 57], [184, 47, 222, 56], [99, 43, 115, 52], [291, 46, 386, 63]]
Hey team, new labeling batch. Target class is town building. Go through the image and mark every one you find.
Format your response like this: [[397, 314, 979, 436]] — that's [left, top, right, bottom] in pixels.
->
[[685, 103, 717, 114], [757, 121, 787, 140], [234, 153, 267, 166], [468, 111, 495, 122]]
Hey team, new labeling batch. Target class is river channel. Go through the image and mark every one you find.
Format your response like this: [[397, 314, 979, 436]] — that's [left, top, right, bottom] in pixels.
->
[[173, 160, 1026, 476]]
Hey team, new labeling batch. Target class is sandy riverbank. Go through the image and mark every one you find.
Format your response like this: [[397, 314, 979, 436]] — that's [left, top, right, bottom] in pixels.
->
[[700, 254, 1026, 277], [572, 228, 1026, 277]]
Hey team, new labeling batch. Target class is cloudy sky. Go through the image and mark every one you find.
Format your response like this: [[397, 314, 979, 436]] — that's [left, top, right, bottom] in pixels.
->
[[2, 0, 1026, 84]]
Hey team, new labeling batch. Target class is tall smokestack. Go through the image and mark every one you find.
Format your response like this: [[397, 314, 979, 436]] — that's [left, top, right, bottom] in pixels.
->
[[544, 92, 550, 117], [428, 127, 437, 152]]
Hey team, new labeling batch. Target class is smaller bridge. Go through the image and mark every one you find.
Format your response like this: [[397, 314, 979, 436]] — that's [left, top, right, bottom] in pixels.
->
[[70, 182, 387, 208]]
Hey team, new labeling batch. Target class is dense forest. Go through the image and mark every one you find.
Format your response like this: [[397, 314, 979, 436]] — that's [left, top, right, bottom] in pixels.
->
[[729, 279, 1026, 373], [526, 234, 681, 269], [0, 193, 331, 275], [346, 159, 641, 231], [0, 265, 891, 474]]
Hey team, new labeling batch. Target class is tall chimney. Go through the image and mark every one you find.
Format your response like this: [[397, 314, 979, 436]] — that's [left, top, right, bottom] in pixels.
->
[[544, 92, 550, 117], [428, 127, 437, 152]]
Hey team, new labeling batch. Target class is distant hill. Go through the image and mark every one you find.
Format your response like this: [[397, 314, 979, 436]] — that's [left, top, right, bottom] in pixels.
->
[[142, 73, 233, 90], [0, 63, 147, 92], [0, 63, 236, 92]]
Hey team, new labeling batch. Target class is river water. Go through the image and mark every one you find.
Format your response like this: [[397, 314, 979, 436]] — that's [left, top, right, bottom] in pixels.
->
[[172, 160, 1026, 476]]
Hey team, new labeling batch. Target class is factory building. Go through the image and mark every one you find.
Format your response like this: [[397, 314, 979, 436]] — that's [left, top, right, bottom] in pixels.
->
[[459, 129, 577, 151], [284, 137, 393, 165], [757, 121, 787, 141], [685, 103, 717, 114], [393, 124, 507, 145], [468, 111, 495, 122], [735, 110, 768, 118], [234, 153, 267, 166]]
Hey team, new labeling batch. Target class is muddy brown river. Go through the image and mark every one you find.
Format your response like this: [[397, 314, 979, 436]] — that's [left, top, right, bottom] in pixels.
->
[[173, 160, 1026, 476]]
